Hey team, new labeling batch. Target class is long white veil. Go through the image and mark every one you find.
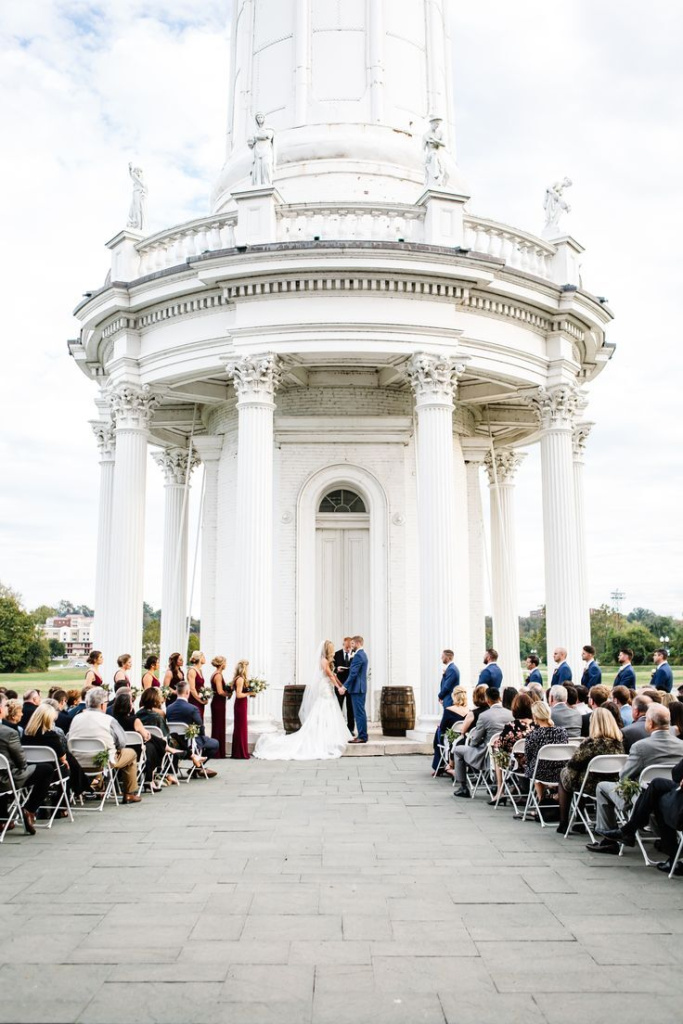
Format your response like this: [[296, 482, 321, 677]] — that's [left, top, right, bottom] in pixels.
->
[[299, 641, 327, 724]]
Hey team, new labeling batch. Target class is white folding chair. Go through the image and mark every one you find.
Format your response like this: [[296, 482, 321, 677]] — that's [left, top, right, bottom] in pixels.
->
[[614, 763, 675, 865], [168, 722, 209, 782], [669, 831, 683, 879], [23, 746, 74, 827], [522, 744, 574, 826], [124, 732, 146, 794], [0, 753, 31, 841], [498, 738, 528, 814], [564, 754, 628, 842], [147, 726, 176, 784], [468, 732, 502, 799], [67, 738, 119, 811], [567, 737, 583, 747]]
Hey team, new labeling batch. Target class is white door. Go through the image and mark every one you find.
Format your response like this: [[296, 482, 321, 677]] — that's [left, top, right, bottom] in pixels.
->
[[315, 520, 370, 648]]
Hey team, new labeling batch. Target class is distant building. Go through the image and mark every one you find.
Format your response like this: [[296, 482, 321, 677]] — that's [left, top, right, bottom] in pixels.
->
[[42, 615, 94, 657], [529, 608, 545, 621]]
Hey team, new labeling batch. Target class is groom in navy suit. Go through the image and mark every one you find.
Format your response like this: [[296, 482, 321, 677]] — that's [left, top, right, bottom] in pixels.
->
[[341, 635, 368, 743]]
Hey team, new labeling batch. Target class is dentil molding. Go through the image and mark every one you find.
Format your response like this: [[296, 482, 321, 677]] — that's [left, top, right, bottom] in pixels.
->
[[152, 446, 201, 486]]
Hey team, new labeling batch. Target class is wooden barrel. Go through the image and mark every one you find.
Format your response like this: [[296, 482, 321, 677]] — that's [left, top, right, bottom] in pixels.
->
[[380, 686, 416, 737], [282, 685, 306, 733]]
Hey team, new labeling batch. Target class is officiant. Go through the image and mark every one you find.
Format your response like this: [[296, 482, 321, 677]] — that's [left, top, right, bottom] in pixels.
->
[[334, 638, 355, 732]]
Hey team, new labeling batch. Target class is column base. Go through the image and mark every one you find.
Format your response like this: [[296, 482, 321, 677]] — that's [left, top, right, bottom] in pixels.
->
[[408, 716, 440, 743]]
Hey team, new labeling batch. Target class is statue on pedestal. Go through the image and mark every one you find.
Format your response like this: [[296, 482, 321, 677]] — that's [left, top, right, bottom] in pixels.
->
[[543, 177, 572, 236], [248, 113, 275, 187], [126, 163, 147, 232], [423, 116, 447, 188]]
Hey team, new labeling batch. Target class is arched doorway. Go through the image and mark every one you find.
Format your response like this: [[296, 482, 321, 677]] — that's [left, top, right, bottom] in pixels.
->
[[315, 489, 370, 645]]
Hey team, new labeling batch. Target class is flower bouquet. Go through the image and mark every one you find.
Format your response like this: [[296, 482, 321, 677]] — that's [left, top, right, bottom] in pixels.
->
[[615, 777, 641, 812], [161, 685, 173, 703], [444, 726, 461, 745], [199, 686, 213, 703], [101, 682, 111, 694], [91, 748, 111, 771], [129, 685, 140, 702], [493, 749, 511, 770], [246, 677, 268, 695], [185, 723, 201, 742]]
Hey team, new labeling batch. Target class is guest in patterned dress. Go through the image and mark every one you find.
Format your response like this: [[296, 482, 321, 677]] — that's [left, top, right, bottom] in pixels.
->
[[556, 708, 624, 833], [490, 691, 534, 803], [524, 701, 569, 799]]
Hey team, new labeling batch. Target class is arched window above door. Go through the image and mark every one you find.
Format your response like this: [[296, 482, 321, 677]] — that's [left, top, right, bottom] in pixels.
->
[[318, 489, 367, 514]]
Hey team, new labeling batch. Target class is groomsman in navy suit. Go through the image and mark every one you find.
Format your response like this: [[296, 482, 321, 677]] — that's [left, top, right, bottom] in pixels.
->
[[613, 647, 637, 690], [525, 654, 543, 687], [581, 645, 602, 689], [478, 649, 503, 688], [550, 648, 572, 686], [651, 648, 674, 693], [432, 650, 459, 772]]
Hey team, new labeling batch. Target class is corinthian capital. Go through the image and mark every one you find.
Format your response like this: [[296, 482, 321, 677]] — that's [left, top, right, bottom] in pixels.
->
[[525, 383, 581, 430], [90, 420, 116, 459], [226, 353, 282, 400], [152, 446, 201, 485], [572, 421, 594, 459], [108, 383, 160, 430], [405, 352, 468, 405], [484, 448, 526, 486]]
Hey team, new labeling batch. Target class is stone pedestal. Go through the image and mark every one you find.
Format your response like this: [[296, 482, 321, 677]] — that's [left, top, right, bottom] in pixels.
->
[[106, 228, 143, 282], [548, 235, 584, 287], [485, 448, 525, 689], [90, 419, 116, 676], [416, 188, 469, 248], [233, 187, 282, 246]]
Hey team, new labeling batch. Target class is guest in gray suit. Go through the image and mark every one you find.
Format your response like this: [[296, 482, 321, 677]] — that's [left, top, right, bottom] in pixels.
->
[[452, 688, 513, 798], [548, 685, 582, 738], [587, 704, 683, 853], [620, 694, 652, 752]]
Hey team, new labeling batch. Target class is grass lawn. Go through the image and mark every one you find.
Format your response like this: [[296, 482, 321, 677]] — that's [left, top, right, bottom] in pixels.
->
[[0, 667, 88, 688]]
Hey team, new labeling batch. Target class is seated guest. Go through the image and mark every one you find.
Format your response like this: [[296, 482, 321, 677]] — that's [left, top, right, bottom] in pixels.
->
[[5, 699, 23, 733], [490, 691, 534, 804], [668, 700, 683, 738], [621, 695, 653, 752], [0, 694, 54, 834], [549, 685, 582, 737], [660, 692, 677, 708], [22, 703, 81, 806], [601, 699, 624, 730], [574, 685, 590, 716], [612, 686, 633, 726], [587, 704, 683, 854], [613, 647, 637, 690], [166, 681, 218, 775], [137, 687, 180, 784], [502, 686, 518, 712], [68, 686, 91, 720], [556, 707, 624, 834], [527, 685, 544, 706], [642, 687, 663, 703], [458, 684, 488, 739], [68, 687, 142, 803], [523, 702, 569, 799], [580, 684, 611, 737], [109, 690, 165, 791], [596, 755, 683, 874], [434, 685, 468, 775], [453, 688, 512, 798], [51, 690, 72, 733], [19, 690, 41, 731]]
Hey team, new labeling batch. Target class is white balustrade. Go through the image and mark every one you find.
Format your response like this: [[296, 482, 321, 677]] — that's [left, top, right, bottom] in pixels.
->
[[277, 204, 426, 244], [463, 215, 556, 280], [136, 213, 237, 277]]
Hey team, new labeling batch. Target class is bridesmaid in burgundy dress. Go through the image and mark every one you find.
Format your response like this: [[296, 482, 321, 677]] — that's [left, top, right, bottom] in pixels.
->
[[113, 653, 132, 692], [231, 659, 252, 760], [163, 653, 184, 706], [210, 656, 229, 758], [187, 651, 208, 721], [84, 650, 104, 688], [141, 655, 161, 691]]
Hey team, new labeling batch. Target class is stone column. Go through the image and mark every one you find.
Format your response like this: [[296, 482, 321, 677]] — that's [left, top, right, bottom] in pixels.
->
[[485, 448, 525, 688], [527, 385, 583, 672], [108, 383, 159, 685], [465, 455, 486, 694], [406, 352, 465, 732], [90, 419, 116, 674], [573, 422, 594, 647], [153, 447, 201, 670], [193, 436, 224, 663], [226, 353, 282, 729]]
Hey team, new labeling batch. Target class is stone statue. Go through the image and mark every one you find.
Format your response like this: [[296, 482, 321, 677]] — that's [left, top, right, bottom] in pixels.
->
[[423, 116, 447, 188], [248, 112, 275, 187], [543, 177, 572, 236], [126, 163, 147, 232]]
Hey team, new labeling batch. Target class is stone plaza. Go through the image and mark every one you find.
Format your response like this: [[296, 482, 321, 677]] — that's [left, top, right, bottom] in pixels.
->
[[2, 757, 682, 1024]]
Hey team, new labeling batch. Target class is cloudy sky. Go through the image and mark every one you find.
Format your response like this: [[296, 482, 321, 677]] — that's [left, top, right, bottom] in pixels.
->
[[0, 0, 681, 620]]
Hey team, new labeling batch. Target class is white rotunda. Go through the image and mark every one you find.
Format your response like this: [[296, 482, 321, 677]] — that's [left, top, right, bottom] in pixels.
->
[[70, 0, 613, 736]]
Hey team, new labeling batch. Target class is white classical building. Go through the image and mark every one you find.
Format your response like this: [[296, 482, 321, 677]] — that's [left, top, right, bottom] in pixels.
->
[[70, 0, 613, 735]]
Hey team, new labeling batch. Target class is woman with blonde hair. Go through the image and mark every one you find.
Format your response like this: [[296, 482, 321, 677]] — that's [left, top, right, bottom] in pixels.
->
[[556, 707, 624, 834], [231, 659, 252, 760], [523, 701, 569, 797], [433, 687, 468, 776], [210, 656, 229, 758]]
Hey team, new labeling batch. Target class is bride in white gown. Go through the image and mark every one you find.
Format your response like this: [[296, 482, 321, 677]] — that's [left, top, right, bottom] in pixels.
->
[[252, 640, 352, 760]]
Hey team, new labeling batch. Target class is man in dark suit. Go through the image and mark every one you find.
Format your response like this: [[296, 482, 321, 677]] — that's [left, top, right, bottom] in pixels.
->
[[0, 694, 53, 835], [19, 689, 41, 731], [652, 648, 674, 693], [580, 645, 602, 689], [166, 682, 218, 773], [340, 636, 368, 744], [333, 638, 355, 732], [550, 648, 572, 687], [524, 655, 543, 687], [432, 650, 460, 773], [613, 647, 637, 690], [478, 649, 503, 688]]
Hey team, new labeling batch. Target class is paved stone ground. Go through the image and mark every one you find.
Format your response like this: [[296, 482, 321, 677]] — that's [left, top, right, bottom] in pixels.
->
[[1, 756, 682, 1024]]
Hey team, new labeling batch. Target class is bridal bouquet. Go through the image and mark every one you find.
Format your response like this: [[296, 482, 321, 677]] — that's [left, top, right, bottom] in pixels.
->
[[160, 685, 173, 703], [199, 686, 213, 702], [101, 683, 111, 694], [129, 685, 140, 702], [246, 677, 268, 695]]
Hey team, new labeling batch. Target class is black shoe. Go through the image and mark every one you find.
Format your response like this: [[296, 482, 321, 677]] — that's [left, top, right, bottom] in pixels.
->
[[656, 860, 683, 876], [585, 839, 619, 854], [453, 787, 470, 799], [556, 821, 569, 835], [22, 810, 36, 836], [488, 796, 507, 806], [596, 827, 636, 848]]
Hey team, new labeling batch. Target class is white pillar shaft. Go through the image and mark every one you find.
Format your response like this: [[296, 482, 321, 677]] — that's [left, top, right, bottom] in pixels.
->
[[466, 461, 486, 696], [573, 457, 591, 644], [416, 401, 457, 725], [93, 453, 115, 672], [490, 481, 521, 688], [109, 427, 148, 685], [368, 0, 385, 123], [541, 429, 582, 669], [199, 459, 219, 661], [160, 484, 188, 668], [294, 0, 310, 125], [234, 399, 275, 720]]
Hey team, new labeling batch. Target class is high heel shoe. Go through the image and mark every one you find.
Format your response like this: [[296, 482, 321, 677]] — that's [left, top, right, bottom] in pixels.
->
[[487, 796, 507, 806]]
